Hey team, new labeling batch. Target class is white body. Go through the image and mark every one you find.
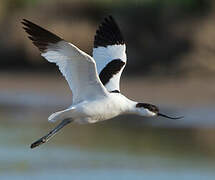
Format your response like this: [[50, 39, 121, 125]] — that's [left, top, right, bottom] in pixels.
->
[[49, 93, 155, 124]]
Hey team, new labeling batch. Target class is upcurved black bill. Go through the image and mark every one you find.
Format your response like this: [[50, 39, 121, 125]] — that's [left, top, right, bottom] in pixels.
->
[[158, 113, 184, 120]]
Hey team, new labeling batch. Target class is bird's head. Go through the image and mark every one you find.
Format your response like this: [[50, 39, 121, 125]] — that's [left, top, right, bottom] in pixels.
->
[[135, 103, 183, 119]]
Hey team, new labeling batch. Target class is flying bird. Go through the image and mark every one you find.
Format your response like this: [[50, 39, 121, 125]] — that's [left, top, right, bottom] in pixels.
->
[[22, 16, 182, 149]]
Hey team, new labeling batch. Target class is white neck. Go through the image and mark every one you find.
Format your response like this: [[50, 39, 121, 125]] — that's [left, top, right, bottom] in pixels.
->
[[125, 100, 139, 114], [110, 93, 156, 117]]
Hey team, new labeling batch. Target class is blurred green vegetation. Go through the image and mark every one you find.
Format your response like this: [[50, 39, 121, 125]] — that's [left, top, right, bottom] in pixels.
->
[[5, 0, 209, 9], [92, 0, 207, 9], [0, 0, 214, 77]]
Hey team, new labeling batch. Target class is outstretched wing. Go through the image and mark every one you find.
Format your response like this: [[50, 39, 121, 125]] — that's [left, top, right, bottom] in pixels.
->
[[22, 19, 108, 104], [93, 16, 127, 92]]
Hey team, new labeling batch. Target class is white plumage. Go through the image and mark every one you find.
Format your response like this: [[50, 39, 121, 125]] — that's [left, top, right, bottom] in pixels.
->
[[93, 44, 126, 91], [22, 16, 182, 148], [41, 41, 108, 105]]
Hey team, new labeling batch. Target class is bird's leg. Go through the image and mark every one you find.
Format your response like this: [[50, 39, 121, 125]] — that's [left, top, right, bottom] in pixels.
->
[[30, 118, 72, 149]]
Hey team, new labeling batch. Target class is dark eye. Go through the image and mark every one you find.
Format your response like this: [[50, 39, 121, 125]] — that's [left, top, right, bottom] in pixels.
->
[[148, 105, 159, 113], [136, 103, 159, 113]]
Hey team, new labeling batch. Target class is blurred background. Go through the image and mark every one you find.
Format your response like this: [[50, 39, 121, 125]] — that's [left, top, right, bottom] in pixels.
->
[[0, 0, 215, 179]]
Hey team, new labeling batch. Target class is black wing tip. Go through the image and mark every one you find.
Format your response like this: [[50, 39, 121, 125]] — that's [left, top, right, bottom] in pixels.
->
[[21, 18, 28, 25], [22, 18, 30, 24], [94, 15, 125, 48], [22, 18, 62, 52], [103, 15, 114, 23]]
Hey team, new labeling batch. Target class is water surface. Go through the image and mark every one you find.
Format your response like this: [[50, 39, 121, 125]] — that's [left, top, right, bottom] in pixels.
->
[[1, 104, 215, 180]]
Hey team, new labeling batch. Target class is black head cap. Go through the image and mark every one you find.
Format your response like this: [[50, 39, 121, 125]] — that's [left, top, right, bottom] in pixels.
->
[[136, 103, 159, 114], [136, 103, 184, 120]]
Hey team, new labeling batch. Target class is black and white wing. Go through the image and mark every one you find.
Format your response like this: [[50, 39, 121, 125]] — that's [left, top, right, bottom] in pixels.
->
[[22, 19, 108, 104], [93, 16, 126, 92]]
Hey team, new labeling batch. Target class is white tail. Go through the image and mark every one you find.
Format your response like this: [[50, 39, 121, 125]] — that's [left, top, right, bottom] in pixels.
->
[[48, 107, 75, 123]]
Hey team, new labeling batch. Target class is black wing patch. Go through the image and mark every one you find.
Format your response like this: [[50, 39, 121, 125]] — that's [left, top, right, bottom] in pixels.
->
[[22, 19, 62, 52], [110, 90, 120, 93], [94, 16, 124, 48], [99, 59, 125, 86]]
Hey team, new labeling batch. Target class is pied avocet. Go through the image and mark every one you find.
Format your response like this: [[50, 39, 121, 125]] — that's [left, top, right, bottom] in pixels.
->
[[22, 16, 182, 149]]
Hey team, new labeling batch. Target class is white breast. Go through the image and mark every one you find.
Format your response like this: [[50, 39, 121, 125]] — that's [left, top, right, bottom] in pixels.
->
[[74, 93, 132, 124]]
